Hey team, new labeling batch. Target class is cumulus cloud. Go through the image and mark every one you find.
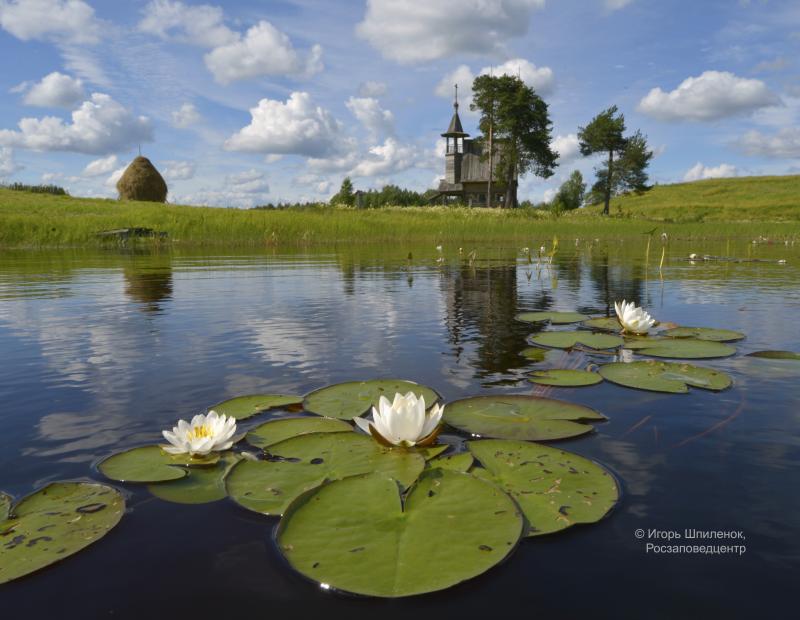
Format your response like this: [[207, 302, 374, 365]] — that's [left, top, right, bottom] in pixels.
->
[[0, 93, 153, 155], [637, 70, 779, 121], [162, 160, 196, 181], [138, 0, 236, 47], [0, 0, 101, 44], [0, 147, 22, 178], [82, 154, 118, 177], [358, 81, 387, 97], [349, 138, 419, 177], [171, 103, 201, 128], [552, 134, 581, 163], [105, 166, 126, 188], [683, 162, 738, 182], [225, 169, 269, 193], [737, 128, 800, 158], [22, 72, 84, 108], [346, 97, 394, 139], [224, 92, 341, 158], [357, 0, 545, 63]]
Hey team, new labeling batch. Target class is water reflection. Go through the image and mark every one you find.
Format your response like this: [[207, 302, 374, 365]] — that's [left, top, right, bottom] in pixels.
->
[[123, 254, 173, 312]]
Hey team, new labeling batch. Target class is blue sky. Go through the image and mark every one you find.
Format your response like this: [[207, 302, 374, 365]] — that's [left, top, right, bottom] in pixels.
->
[[0, 0, 798, 206]]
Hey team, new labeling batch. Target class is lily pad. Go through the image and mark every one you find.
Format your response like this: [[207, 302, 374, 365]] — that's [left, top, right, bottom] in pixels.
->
[[516, 311, 588, 325], [246, 417, 352, 448], [581, 317, 622, 332], [0, 492, 11, 521], [443, 395, 606, 441], [226, 432, 426, 516], [98, 445, 219, 483], [598, 360, 732, 394], [529, 369, 603, 387], [147, 454, 242, 505], [0, 482, 124, 584], [746, 350, 800, 360], [277, 470, 522, 597], [520, 347, 547, 362], [210, 394, 303, 420], [427, 452, 474, 472], [624, 337, 736, 359], [661, 327, 745, 342], [468, 440, 619, 537], [528, 332, 624, 350], [303, 380, 439, 420]]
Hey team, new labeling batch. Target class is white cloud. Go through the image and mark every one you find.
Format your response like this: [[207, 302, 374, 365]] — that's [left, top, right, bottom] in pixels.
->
[[683, 162, 738, 182], [542, 187, 558, 203], [264, 154, 283, 164], [349, 138, 419, 177], [138, 0, 236, 47], [105, 166, 126, 188], [204, 21, 323, 84], [0, 147, 22, 178], [637, 70, 779, 121], [0, 93, 153, 155], [606, 0, 634, 9], [346, 97, 394, 139], [171, 103, 201, 128], [737, 128, 800, 158], [226, 168, 269, 193], [162, 160, 196, 181], [224, 92, 341, 158], [82, 154, 118, 177], [0, 0, 101, 44], [357, 0, 545, 63], [358, 81, 387, 97], [22, 72, 84, 108], [552, 134, 581, 164]]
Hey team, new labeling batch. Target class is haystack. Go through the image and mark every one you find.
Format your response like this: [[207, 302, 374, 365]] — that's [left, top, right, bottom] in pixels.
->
[[117, 156, 168, 203]]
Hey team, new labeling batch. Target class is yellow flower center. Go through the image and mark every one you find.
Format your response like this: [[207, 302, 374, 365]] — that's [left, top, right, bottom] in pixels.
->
[[187, 423, 212, 441]]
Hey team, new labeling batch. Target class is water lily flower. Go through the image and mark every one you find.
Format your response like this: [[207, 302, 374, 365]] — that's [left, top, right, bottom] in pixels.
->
[[161, 411, 237, 456], [354, 392, 443, 447], [614, 300, 656, 335]]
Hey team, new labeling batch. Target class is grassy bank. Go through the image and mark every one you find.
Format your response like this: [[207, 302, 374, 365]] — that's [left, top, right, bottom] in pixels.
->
[[1, 174, 798, 248]]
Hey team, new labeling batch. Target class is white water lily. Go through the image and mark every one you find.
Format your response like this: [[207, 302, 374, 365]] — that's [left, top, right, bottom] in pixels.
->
[[161, 411, 237, 456], [614, 300, 656, 335], [354, 392, 443, 447]]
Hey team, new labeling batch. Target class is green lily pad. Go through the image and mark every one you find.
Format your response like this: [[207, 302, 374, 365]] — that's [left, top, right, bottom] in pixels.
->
[[226, 432, 426, 516], [581, 317, 622, 332], [528, 331, 624, 350], [661, 327, 745, 342], [0, 492, 11, 521], [98, 445, 219, 483], [303, 380, 439, 420], [246, 417, 353, 448], [598, 360, 732, 393], [276, 470, 522, 597], [427, 452, 474, 472], [516, 311, 589, 325], [210, 394, 303, 420], [746, 350, 800, 360], [529, 369, 603, 387], [520, 347, 547, 362], [624, 337, 736, 359], [0, 482, 124, 584], [416, 444, 450, 460], [468, 440, 619, 537], [147, 454, 242, 505], [443, 395, 606, 441]]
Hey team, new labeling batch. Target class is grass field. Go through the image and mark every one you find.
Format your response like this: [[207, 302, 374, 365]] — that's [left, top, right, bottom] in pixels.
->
[[0, 174, 798, 248]]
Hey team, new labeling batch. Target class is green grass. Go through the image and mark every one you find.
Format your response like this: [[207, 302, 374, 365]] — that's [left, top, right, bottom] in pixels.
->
[[1, 174, 799, 248]]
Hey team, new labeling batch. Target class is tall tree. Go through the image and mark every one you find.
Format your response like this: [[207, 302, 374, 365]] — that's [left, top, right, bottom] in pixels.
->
[[472, 74, 558, 209], [578, 107, 653, 214], [331, 177, 355, 206]]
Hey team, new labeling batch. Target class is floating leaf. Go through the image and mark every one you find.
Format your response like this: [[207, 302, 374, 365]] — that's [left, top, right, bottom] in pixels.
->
[[624, 337, 736, 359], [226, 432, 426, 516], [0, 492, 11, 521], [598, 360, 732, 393], [468, 440, 619, 537], [246, 417, 352, 449], [303, 380, 439, 420], [98, 445, 219, 483], [581, 317, 621, 332], [147, 454, 241, 505], [746, 350, 800, 360], [427, 452, 474, 472], [528, 331, 624, 350], [277, 470, 522, 597], [0, 482, 124, 584], [443, 395, 606, 441], [516, 311, 588, 325], [416, 444, 450, 460], [520, 347, 547, 362], [210, 394, 303, 420], [529, 369, 603, 387], [661, 327, 745, 342]]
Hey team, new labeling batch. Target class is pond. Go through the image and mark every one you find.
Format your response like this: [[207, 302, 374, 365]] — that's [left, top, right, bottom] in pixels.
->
[[1, 239, 798, 617]]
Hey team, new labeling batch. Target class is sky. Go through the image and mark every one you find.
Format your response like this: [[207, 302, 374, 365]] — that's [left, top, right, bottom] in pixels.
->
[[0, 0, 798, 207]]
